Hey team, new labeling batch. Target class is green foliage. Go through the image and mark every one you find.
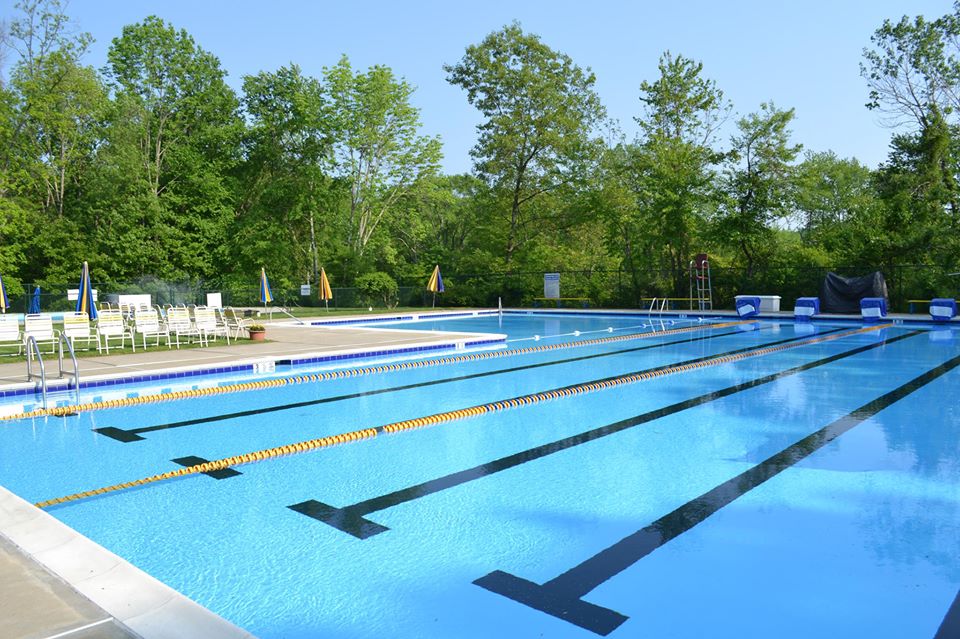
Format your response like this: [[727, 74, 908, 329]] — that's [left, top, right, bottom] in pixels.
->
[[445, 22, 606, 270], [1, 2, 959, 313], [714, 102, 802, 276], [355, 271, 398, 308]]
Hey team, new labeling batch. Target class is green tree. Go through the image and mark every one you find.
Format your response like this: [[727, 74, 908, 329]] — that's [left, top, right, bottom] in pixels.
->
[[793, 151, 879, 257], [861, 6, 960, 129], [445, 22, 605, 271], [324, 56, 441, 259], [103, 16, 242, 279], [233, 64, 331, 288], [625, 52, 728, 294], [715, 103, 802, 276]]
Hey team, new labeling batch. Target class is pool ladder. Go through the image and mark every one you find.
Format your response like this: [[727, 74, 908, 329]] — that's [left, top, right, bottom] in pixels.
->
[[26, 334, 81, 410]]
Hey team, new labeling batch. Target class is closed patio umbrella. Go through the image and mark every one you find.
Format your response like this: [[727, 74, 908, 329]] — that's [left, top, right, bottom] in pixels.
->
[[0, 274, 8, 313], [319, 267, 333, 311], [260, 267, 273, 308], [28, 286, 40, 314], [76, 261, 97, 321], [426, 264, 444, 308]]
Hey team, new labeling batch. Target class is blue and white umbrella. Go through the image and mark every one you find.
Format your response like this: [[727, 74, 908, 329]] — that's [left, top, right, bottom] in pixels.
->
[[76, 261, 98, 320], [28, 286, 40, 314]]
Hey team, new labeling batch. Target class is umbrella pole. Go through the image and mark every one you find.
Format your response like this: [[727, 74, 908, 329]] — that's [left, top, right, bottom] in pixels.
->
[[324, 299, 329, 312], [432, 292, 436, 308]]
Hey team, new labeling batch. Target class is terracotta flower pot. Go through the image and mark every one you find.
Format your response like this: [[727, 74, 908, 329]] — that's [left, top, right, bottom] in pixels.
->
[[249, 330, 266, 341]]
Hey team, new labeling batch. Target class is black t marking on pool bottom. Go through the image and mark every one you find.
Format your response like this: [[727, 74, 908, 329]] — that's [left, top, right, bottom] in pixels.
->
[[288, 330, 919, 540], [94, 325, 832, 443], [936, 588, 960, 639], [170, 456, 241, 480], [472, 348, 960, 636]]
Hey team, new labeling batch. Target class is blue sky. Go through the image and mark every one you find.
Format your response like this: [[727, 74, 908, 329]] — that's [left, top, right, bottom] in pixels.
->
[[13, 0, 955, 173]]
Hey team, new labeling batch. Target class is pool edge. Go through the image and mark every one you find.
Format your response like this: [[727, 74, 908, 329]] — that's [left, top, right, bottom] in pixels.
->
[[0, 484, 257, 639]]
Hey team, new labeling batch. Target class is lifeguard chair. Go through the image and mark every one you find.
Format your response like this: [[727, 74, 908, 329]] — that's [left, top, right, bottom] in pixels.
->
[[689, 253, 713, 311]]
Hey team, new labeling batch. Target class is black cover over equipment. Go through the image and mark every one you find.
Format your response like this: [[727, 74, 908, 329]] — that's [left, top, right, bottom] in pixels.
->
[[819, 271, 888, 314]]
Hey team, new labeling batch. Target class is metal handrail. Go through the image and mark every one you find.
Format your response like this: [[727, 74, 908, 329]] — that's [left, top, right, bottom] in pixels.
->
[[58, 333, 80, 392], [268, 306, 304, 325], [25, 336, 47, 409]]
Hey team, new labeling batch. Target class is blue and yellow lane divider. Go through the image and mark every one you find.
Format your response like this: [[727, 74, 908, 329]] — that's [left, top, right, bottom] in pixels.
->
[[5, 320, 754, 423], [33, 323, 891, 509]]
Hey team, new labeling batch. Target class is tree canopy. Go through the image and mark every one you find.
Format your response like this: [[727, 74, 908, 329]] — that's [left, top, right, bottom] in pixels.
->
[[0, 2, 957, 310]]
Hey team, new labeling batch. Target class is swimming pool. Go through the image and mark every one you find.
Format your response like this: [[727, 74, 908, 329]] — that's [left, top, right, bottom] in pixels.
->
[[1, 314, 958, 638]]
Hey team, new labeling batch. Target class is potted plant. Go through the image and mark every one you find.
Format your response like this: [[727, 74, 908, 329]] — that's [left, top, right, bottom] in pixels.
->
[[248, 323, 266, 341]]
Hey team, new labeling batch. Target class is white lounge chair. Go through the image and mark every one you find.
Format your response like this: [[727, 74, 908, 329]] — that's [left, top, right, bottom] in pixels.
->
[[24, 314, 59, 354], [223, 307, 250, 341], [193, 306, 229, 346], [0, 315, 22, 355], [133, 307, 170, 349], [62, 312, 96, 350], [96, 310, 135, 353], [166, 306, 199, 348]]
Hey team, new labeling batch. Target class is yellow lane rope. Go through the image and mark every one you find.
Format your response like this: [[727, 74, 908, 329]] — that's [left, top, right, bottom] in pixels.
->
[[33, 323, 891, 509], [6, 320, 753, 422]]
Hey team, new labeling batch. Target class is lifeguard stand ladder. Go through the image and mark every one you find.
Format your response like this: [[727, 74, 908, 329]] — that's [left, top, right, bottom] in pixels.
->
[[689, 253, 713, 311]]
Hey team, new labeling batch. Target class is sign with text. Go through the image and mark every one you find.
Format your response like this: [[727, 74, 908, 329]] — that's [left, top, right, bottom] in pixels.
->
[[544, 273, 560, 299]]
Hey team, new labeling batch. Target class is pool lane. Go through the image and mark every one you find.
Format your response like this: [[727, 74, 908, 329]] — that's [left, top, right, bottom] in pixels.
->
[[475, 347, 960, 635], [94, 325, 850, 443]]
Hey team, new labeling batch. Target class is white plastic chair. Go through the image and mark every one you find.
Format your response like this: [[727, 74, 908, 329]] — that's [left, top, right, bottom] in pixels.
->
[[62, 312, 96, 350], [134, 307, 170, 349], [24, 314, 59, 354], [96, 310, 135, 353], [0, 315, 22, 355]]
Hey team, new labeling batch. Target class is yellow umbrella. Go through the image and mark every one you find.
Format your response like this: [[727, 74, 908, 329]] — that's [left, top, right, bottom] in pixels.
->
[[426, 265, 444, 308], [319, 267, 333, 311]]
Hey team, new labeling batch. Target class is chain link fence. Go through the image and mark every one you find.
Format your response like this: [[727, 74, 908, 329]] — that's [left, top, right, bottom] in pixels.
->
[[10, 266, 958, 314]]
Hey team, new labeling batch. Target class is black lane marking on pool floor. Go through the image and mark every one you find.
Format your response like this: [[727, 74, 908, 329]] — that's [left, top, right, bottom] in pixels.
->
[[170, 456, 242, 480], [94, 325, 841, 443], [473, 345, 960, 636], [289, 330, 919, 540], [936, 588, 960, 639]]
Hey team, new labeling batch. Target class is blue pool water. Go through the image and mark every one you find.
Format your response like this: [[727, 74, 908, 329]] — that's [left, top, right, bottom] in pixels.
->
[[1, 314, 958, 638]]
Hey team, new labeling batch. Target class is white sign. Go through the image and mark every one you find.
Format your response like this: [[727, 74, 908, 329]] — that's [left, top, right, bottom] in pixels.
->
[[544, 273, 560, 299], [67, 289, 98, 302], [300, 284, 311, 296], [206, 292, 223, 308]]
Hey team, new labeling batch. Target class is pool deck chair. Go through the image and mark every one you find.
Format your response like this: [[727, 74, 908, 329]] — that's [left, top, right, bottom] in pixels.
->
[[860, 297, 887, 321], [735, 296, 761, 319], [24, 314, 59, 354], [133, 307, 170, 349], [62, 312, 96, 350], [930, 298, 958, 322], [193, 306, 228, 346], [224, 307, 250, 341], [166, 306, 199, 348], [0, 315, 22, 355], [794, 297, 819, 320], [96, 310, 135, 353]]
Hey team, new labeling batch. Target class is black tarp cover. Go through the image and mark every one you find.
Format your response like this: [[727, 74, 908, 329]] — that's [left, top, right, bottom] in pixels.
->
[[819, 271, 888, 314]]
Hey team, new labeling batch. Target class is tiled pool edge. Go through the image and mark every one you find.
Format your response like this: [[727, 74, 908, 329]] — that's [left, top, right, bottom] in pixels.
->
[[0, 332, 508, 400], [0, 485, 255, 639]]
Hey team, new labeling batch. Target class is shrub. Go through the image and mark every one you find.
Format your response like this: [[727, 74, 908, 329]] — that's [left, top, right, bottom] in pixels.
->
[[356, 272, 399, 308]]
